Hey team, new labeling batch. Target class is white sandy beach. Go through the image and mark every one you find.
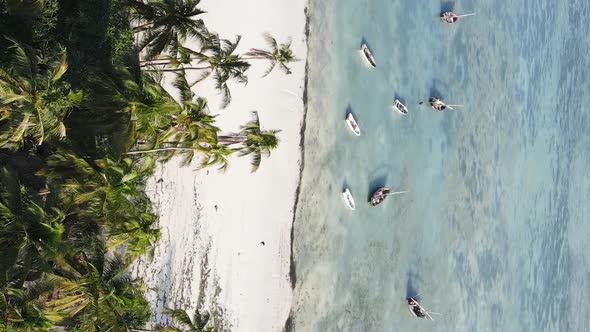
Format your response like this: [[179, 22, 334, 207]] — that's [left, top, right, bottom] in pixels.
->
[[130, 0, 307, 330]]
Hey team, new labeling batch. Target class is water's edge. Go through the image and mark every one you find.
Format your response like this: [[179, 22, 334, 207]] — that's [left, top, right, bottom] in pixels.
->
[[284, 4, 311, 332]]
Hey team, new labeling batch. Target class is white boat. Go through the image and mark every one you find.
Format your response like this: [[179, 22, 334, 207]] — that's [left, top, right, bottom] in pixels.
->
[[407, 297, 434, 321], [393, 99, 408, 115], [345, 113, 361, 136], [360, 44, 376, 68], [342, 188, 355, 210]]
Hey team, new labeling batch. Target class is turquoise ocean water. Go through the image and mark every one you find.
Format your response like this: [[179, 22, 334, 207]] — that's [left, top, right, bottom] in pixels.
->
[[290, 0, 590, 331]]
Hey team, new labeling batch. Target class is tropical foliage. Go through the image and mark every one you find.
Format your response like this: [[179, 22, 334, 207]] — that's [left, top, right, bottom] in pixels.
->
[[0, 0, 295, 329], [244, 33, 299, 76]]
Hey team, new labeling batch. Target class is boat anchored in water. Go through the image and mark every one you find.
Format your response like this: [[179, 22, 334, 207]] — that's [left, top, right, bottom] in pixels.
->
[[392, 99, 408, 115], [428, 97, 463, 112], [360, 43, 376, 68], [345, 113, 361, 136], [440, 11, 475, 24], [368, 187, 408, 207], [342, 188, 356, 210], [407, 297, 435, 321]]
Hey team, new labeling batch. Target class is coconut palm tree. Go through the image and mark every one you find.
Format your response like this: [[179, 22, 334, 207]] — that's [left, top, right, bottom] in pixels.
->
[[146, 34, 250, 109], [0, 39, 80, 150], [106, 197, 160, 259], [41, 152, 160, 257], [0, 278, 55, 330], [0, 167, 65, 288], [45, 241, 150, 330], [218, 111, 280, 172], [244, 33, 299, 76], [128, 0, 209, 59], [127, 73, 225, 168], [79, 68, 182, 153], [163, 307, 212, 332]]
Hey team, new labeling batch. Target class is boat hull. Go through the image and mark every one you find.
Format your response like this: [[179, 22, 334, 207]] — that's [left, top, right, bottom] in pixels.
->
[[360, 44, 377, 68], [393, 99, 408, 115], [346, 113, 361, 136], [368, 187, 391, 206], [342, 189, 355, 210]]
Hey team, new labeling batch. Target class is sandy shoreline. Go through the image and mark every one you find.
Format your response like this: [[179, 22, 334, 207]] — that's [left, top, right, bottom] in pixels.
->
[[131, 0, 308, 330]]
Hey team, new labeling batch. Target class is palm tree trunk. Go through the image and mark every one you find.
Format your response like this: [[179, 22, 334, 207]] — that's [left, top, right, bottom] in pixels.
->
[[143, 66, 211, 72], [218, 134, 243, 145], [242, 56, 269, 60], [133, 22, 154, 33], [139, 59, 203, 67], [125, 147, 198, 155]]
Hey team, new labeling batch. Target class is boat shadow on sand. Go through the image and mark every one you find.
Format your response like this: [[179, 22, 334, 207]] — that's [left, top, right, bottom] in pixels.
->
[[367, 173, 388, 201], [359, 37, 372, 51], [429, 82, 448, 102], [344, 104, 354, 118], [405, 270, 423, 301]]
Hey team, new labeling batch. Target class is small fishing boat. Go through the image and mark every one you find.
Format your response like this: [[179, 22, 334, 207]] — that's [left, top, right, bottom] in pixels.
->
[[342, 188, 356, 210], [440, 11, 476, 24], [369, 187, 391, 206], [368, 188, 408, 206], [345, 113, 361, 136], [392, 99, 408, 115], [408, 297, 434, 321], [428, 97, 464, 112], [429, 97, 451, 112], [360, 44, 377, 68]]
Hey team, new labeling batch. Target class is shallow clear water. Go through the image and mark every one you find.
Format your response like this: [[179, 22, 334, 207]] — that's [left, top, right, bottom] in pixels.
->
[[290, 0, 590, 331]]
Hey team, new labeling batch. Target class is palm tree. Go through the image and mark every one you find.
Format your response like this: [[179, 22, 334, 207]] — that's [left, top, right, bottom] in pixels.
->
[[127, 73, 226, 168], [218, 111, 280, 172], [45, 241, 150, 330], [80, 68, 182, 153], [163, 307, 212, 332], [128, 0, 209, 59], [146, 34, 250, 109], [0, 278, 55, 330], [0, 167, 65, 288], [244, 33, 299, 76], [106, 197, 161, 259], [41, 152, 160, 257], [195, 143, 233, 172], [0, 39, 80, 150]]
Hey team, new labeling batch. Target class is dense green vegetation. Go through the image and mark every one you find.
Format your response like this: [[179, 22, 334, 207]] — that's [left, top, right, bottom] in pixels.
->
[[0, 0, 297, 330]]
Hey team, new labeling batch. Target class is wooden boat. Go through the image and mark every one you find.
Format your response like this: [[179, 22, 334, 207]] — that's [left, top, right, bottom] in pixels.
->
[[369, 187, 391, 206], [408, 297, 434, 321], [342, 188, 355, 210], [392, 99, 408, 115], [368, 188, 409, 206], [429, 97, 464, 112], [429, 97, 451, 112], [360, 44, 376, 68], [440, 11, 475, 24], [345, 113, 361, 136]]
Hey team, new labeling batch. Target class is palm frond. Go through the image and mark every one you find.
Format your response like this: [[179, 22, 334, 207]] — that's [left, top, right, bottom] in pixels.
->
[[163, 308, 194, 329]]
